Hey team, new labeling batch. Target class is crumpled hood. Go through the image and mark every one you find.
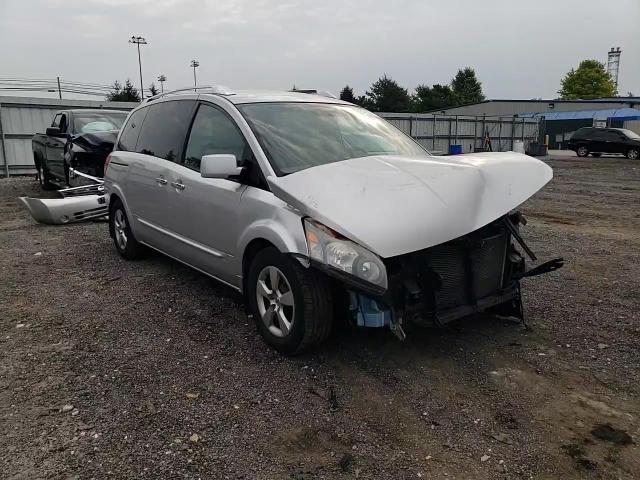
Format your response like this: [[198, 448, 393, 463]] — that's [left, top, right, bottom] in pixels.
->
[[71, 130, 118, 152], [268, 152, 552, 258]]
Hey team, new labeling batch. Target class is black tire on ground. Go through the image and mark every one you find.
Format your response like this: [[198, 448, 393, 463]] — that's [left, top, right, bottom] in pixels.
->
[[590, 153, 601, 157], [627, 148, 639, 160], [38, 165, 55, 190], [64, 163, 70, 187], [576, 146, 589, 157], [109, 198, 146, 260], [247, 247, 334, 355]]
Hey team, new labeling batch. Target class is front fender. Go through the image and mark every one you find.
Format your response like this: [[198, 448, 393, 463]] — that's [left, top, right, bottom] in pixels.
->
[[237, 218, 308, 259]]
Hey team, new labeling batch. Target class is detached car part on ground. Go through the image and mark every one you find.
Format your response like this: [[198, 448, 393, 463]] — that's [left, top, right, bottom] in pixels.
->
[[20, 184, 108, 225], [104, 88, 563, 354]]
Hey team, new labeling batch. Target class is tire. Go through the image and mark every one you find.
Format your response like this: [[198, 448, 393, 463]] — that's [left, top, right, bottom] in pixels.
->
[[64, 163, 71, 187], [590, 153, 601, 158], [247, 247, 333, 355], [38, 166, 55, 190], [109, 198, 146, 260], [576, 145, 589, 157], [627, 148, 639, 160]]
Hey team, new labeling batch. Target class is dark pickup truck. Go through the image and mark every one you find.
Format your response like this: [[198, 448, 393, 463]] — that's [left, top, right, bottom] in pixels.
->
[[33, 109, 129, 189]]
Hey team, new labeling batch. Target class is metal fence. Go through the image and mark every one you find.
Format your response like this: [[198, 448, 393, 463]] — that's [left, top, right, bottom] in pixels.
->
[[0, 96, 137, 177], [0, 96, 544, 177], [379, 113, 542, 154]]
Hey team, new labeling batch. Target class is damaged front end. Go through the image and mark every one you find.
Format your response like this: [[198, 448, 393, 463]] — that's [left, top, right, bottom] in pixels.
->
[[20, 183, 108, 225], [385, 213, 562, 337], [349, 213, 563, 339]]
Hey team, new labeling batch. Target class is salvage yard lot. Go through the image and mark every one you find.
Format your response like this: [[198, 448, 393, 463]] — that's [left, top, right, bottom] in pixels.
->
[[1, 155, 639, 479]]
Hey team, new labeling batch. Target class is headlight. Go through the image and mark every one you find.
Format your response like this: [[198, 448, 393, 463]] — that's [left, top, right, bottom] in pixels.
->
[[303, 218, 388, 290]]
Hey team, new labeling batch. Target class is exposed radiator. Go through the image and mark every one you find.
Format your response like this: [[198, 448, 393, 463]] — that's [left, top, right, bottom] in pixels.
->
[[426, 232, 508, 310]]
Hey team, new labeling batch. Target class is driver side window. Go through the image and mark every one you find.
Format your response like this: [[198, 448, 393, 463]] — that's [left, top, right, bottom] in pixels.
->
[[59, 114, 68, 133], [184, 104, 249, 172]]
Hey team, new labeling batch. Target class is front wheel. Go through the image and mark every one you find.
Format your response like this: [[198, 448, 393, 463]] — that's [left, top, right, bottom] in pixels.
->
[[38, 165, 55, 190], [627, 148, 639, 160], [247, 247, 334, 355], [576, 146, 589, 157]]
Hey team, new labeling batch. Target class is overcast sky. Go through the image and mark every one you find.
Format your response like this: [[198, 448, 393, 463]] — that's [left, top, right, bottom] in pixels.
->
[[1, 0, 638, 100]]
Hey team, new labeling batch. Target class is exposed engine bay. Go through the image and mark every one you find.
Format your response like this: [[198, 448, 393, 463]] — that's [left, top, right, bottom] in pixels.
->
[[349, 212, 563, 339]]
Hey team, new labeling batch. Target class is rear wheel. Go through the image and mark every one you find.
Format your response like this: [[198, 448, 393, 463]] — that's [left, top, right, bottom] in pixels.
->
[[576, 145, 589, 157], [247, 247, 333, 355], [627, 148, 639, 160], [109, 198, 146, 260]]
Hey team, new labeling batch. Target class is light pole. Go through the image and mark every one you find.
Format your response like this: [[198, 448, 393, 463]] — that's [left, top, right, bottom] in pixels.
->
[[157, 74, 166, 93], [190, 60, 199, 88], [129, 36, 147, 99]]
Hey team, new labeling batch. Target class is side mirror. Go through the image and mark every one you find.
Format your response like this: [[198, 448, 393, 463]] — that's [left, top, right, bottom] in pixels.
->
[[200, 154, 243, 179], [46, 127, 61, 136]]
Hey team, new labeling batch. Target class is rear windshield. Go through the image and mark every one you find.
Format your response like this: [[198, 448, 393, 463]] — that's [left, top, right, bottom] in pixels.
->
[[74, 112, 127, 134], [617, 128, 640, 140]]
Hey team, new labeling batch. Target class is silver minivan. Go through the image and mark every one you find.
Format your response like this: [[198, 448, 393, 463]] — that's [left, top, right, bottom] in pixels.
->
[[104, 87, 561, 354]]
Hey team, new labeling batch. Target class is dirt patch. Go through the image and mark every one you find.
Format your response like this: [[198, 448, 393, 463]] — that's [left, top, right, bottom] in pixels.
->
[[1, 156, 640, 479]]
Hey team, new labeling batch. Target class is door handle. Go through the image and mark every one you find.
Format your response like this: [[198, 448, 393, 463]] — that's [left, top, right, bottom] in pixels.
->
[[155, 177, 167, 185], [171, 180, 185, 190]]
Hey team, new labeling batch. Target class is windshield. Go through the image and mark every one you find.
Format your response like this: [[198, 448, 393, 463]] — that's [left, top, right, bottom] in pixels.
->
[[238, 103, 429, 175], [74, 112, 127, 134], [618, 128, 640, 140]]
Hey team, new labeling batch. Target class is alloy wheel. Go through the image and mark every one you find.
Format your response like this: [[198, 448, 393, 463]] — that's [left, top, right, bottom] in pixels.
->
[[113, 209, 128, 251], [256, 266, 295, 338], [577, 146, 588, 157], [628, 149, 639, 160]]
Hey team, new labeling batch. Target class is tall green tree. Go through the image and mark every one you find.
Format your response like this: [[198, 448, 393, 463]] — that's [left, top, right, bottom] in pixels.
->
[[339, 85, 357, 103], [451, 67, 485, 105], [559, 60, 616, 99], [364, 75, 411, 112], [412, 84, 456, 112], [148, 82, 159, 96], [106, 79, 141, 102]]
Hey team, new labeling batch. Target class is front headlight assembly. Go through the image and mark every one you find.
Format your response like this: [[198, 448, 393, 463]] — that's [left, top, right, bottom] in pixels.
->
[[303, 218, 388, 291]]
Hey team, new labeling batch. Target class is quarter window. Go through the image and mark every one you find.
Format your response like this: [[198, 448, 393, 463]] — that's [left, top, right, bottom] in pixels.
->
[[118, 107, 149, 152], [136, 100, 195, 162], [184, 104, 249, 172]]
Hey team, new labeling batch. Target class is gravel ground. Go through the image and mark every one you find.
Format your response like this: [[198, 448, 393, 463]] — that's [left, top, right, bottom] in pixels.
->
[[1, 155, 639, 479]]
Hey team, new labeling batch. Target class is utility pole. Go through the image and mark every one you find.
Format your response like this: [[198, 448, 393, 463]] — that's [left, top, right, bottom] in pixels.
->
[[157, 74, 167, 93], [56, 76, 62, 99], [190, 60, 199, 88], [129, 36, 147, 99]]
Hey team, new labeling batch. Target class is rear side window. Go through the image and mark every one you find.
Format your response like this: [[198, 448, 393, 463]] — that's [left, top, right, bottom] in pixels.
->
[[571, 128, 591, 139], [118, 107, 148, 152], [184, 104, 249, 171], [136, 100, 195, 162]]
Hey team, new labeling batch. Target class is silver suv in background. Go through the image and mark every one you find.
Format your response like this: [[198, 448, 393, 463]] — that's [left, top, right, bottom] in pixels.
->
[[104, 86, 561, 354]]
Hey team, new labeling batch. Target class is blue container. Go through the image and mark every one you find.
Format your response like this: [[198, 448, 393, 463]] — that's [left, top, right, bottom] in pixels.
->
[[448, 144, 463, 155]]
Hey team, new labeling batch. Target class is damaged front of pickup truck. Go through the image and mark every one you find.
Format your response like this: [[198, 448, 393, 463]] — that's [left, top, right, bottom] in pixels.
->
[[268, 151, 563, 341]]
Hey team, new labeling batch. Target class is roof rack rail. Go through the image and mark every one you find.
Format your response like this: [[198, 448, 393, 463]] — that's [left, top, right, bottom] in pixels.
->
[[144, 85, 235, 103], [289, 88, 338, 99]]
